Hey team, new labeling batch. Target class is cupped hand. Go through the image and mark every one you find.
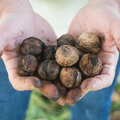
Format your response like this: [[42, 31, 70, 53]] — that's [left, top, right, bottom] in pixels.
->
[[58, 0, 120, 106], [0, 0, 59, 100]]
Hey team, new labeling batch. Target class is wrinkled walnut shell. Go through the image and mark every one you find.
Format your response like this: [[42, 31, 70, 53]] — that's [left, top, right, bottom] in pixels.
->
[[57, 34, 75, 47], [79, 54, 102, 77], [60, 67, 82, 88], [18, 55, 38, 76], [20, 37, 45, 56], [78, 32, 100, 54], [55, 45, 80, 66], [38, 60, 60, 81]]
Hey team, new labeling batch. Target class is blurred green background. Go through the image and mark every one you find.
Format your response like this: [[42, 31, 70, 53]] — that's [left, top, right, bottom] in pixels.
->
[[25, 0, 120, 120]]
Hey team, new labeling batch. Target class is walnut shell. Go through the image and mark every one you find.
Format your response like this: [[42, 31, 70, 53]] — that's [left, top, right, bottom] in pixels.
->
[[38, 60, 60, 81], [78, 32, 100, 54], [55, 45, 80, 66], [60, 67, 82, 88], [57, 34, 75, 47], [20, 37, 45, 56], [79, 54, 102, 77], [18, 55, 38, 76], [42, 45, 57, 61]]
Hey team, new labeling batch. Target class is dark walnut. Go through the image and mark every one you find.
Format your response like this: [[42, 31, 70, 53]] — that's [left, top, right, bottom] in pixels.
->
[[38, 60, 60, 81], [79, 54, 102, 77], [57, 34, 75, 47], [18, 55, 38, 76], [20, 37, 45, 56], [78, 32, 100, 54], [60, 67, 82, 88], [42, 45, 57, 61], [55, 45, 80, 66]]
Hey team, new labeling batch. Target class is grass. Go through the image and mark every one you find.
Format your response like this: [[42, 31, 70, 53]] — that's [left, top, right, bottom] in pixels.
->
[[25, 90, 70, 120]]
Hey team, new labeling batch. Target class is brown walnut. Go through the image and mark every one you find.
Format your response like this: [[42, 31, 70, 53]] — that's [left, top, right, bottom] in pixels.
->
[[18, 55, 38, 76], [20, 37, 45, 56], [78, 32, 100, 54], [57, 34, 75, 47], [60, 67, 82, 88], [55, 45, 80, 66], [38, 60, 60, 81], [79, 54, 102, 77]]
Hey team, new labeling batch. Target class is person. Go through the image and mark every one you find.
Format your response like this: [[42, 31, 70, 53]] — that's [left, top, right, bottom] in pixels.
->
[[0, 0, 120, 120]]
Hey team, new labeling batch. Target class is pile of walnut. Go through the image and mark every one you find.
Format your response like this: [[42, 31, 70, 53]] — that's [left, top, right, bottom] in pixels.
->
[[18, 32, 102, 101]]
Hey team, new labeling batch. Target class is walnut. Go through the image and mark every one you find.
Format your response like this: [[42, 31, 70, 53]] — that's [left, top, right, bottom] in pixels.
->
[[57, 34, 75, 47], [78, 32, 100, 54], [20, 37, 45, 56], [79, 54, 102, 77], [18, 55, 38, 76], [60, 67, 82, 88], [38, 60, 60, 81], [55, 45, 80, 66]]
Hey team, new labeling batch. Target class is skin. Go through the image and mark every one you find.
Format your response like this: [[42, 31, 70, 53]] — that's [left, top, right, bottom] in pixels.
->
[[0, 0, 57, 95], [60, 0, 120, 105]]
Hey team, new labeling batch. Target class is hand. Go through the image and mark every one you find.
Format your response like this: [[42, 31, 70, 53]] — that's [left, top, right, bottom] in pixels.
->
[[0, 0, 59, 100], [58, 0, 120, 106]]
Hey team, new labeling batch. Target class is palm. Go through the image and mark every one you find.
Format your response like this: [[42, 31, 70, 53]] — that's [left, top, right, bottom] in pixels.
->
[[65, 1, 120, 105]]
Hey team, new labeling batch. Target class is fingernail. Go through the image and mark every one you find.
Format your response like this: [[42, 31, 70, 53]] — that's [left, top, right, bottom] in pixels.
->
[[34, 80, 42, 88]]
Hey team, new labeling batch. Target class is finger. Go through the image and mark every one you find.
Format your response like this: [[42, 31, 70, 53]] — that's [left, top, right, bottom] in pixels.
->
[[57, 97, 66, 106], [37, 80, 60, 101], [66, 88, 88, 106], [54, 81, 68, 106], [2, 51, 41, 91], [7, 68, 41, 91]]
